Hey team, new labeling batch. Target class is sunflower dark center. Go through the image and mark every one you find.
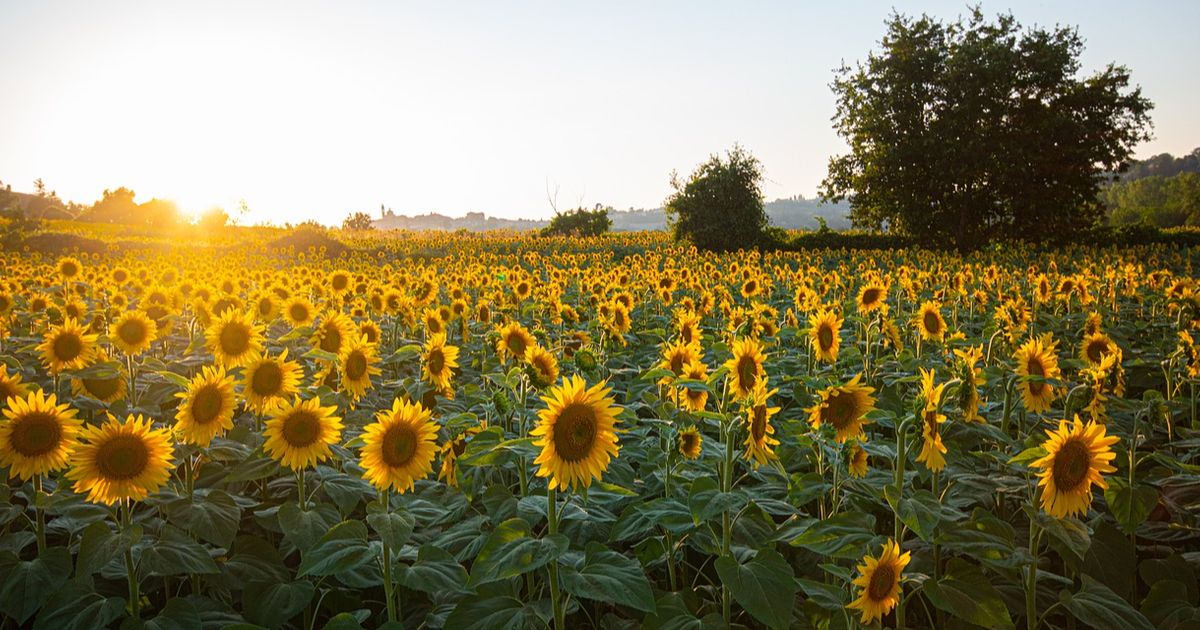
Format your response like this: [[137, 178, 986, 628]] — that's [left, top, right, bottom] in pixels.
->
[[118, 319, 148, 345], [862, 288, 881, 306], [12, 412, 62, 456], [867, 563, 896, 601], [381, 424, 418, 467], [427, 348, 445, 375], [289, 304, 309, 322], [681, 432, 700, 455], [1027, 357, 1046, 395], [1052, 438, 1091, 492], [84, 377, 121, 400], [751, 405, 768, 441], [824, 390, 859, 431], [923, 311, 941, 335], [282, 411, 321, 448], [669, 353, 685, 374], [1086, 340, 1108, 364], [332, 275, 349, 291], [682, 327, 695, 344], [96, 435, 149, 480], [53, 333, 83, 362], [506, 334, 527, 357], [251, 362, 284, 396], [736, 356, 757, 390], [192, 385, 225, 424], [818, 324, 834, 351], [319, 326, 342, 354], [258, 298, 273, 316], [554, 403, 597, 463], [220, 323, 251, 356], [345, 351, 368, 380]]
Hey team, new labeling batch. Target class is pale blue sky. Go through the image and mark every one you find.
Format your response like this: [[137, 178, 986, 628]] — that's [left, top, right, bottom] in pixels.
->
[[1, 1, 1196, 225]]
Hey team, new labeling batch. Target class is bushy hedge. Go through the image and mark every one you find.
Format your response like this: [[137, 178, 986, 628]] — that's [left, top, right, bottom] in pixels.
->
[[767, 223, 1200, 251]]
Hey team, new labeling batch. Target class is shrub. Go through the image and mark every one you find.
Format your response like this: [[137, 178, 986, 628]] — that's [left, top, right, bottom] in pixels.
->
[[665, 146, 767, 251], [541, 206, 611, 237]]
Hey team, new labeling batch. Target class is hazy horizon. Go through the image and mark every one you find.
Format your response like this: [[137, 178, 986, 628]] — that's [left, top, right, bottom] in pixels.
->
[[2, 0, 1197, 225]]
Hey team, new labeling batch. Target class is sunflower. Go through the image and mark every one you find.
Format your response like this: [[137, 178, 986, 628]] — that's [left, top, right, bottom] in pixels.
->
[[809, 309, 843, 363], [205, 310, 265, 369], [438, 422, 486, 488], [174, 365, 238, 447], [724, 337, 766, 400], [263, 397, 344, 471], [1079, 332, 1116, 367], [915, 300, 946, 343], [675, 359, 709, 412], [422, 332, 460, 395], [283, 296, 316, 328], [743, 385, 780, 468], [848, 539, 911, 625], [67, 414, 175, 505], [0, 391, 82, 480], [857, 282, 887, 313], [531, 375, 621, 491], [678, 426, 702, 460], [312, 312, 357, 357], [109, 310, 157, 355], [676, 310, 703, 346], [525, 344, 560, 389], [1031, 416, 1119, 519], [71, 352, 127, 404], [359, 398, 439, 493], [1015, 335, 1060, 414], [496, 321, 535, 363], [952, 345, 985, 422], [241, 350, 303, 413], [847, 441, 868, 479], [340, 334, 382, 402], [658, 339, 701, 385], [57, 256, 83, 280], [808, 374, 876, 443], [37, 317, 98, 374], [0, 367, 32, 407], [915, 368, 948, 472]]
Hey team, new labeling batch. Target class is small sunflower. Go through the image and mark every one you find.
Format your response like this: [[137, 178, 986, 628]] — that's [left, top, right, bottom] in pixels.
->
[[724, 336, 766, 400], [675, 359, 709, 412], [0, 367, 32, 407], [809, 308, 843, 364], [1015, 335, 1060, 414], [283, 296, 316, 328], [312, 312, 357, 357], [531, 375, 622, 491], [915, 300, 946, 343], [743, 385, 780, 468], [359, 398, 439, 493], [847, 441, 868, 479], [0, 391, 82, 480], [857, 282, 887, 313], [1031, 416, 1119, 519], [263, 397, 344, 471], [438, 422, 486, 488], [240, 350, 303, 413], [205, 310, 265, 369], [808, 374, 876, 443], [496, 321, 535, 363], [71, 353, 127, 404], [109, 310, 157, 356], [848, 539, 910, 625], [658, 339, 701, 385], [37, 317, 98, 374], [340, 334, 382, 402], [952, 345, 985, 423], [915, 368, 948, 472], [57, 256, 83, 280], [525, 344, 560, 389], [67, 414, 175, 505], [1079, 332, 1116, 367], [422, 332, 460, 395], [174, 365, 238, 447], [678, 426, 702, 460]]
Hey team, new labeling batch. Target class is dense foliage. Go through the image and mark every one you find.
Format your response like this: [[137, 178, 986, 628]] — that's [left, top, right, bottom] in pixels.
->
[[0, 228, 1198, 629], [665, 146, 768, 251], [540, 206, 612, 237], [823, 9, 1154, 250], [1105, 173, 1200, 227]]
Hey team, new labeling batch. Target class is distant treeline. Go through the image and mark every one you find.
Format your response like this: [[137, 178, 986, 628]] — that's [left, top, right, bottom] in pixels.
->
[[1105, 148, 1200, 227]]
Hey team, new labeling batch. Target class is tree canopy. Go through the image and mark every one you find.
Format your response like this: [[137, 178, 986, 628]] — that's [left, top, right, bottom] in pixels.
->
[[822, 8, 1153, 249], [541, 205, 612, 237], [665, 146, 767, 251]]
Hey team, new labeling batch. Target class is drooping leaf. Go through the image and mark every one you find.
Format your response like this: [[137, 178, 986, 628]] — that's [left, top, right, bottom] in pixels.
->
[[297, 520, 375, 578], [0, 547, 73, 623], [559, 542, 656, 613], [713, 548, 796, 630], [1059, 575, 1154, 630], [468, 518, 567, 587]]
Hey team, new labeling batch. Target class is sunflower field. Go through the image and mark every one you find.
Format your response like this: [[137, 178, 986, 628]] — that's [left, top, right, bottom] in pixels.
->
[[1, 230, 1199, 629]]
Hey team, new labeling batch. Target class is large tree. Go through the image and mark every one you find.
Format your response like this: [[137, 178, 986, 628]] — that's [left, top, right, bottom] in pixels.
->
[[821, 9, 1153, 249], [665, 146, 767, 251]]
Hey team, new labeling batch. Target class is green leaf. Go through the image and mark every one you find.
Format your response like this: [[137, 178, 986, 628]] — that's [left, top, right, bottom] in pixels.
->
[[468, 518, 567, 587], [395, 544, 468, 595], [787, 512, 877, 559], [0, 547, 72, 623], [1104, 477, 1158, 535], [76, 521, 141, 577], [278, 501, 340, 551], [688, 477, 745, 524], [243, 580, 316, 628], [1008, 445, 1048, 466], [367, 509, 415, 550], [1082, 519, 1136, 601], [137, 527, 221, 577], [895, 489, 943, 542], [124, 597, 201, 630], [714, 548, 796, 630], [32, 581, 125, 630], [1140, 580, 1198, 627], [611, 498, 693, 541], [1060, 575, 1154, 630], [1026, 505, 1090, 567], [165, 489, 241, 548], [923, 559, 1015, 629], [559, 542, 656, 613], [444, 595, 540, 630], [297, 520, 375, 578]]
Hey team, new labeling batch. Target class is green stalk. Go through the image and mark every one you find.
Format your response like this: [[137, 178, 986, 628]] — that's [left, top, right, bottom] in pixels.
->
[[381, 491, 397, 623], [1025, 518, 1042, 630], [721, 416, 736, 626], [547, 487, 565, 630], [33, 476, 46, 553], [297, 469, 306, 510], [123, 499, 140, 619], [893, 418, 909, 628]]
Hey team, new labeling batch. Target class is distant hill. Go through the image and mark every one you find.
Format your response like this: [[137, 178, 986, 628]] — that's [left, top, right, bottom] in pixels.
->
[[370, 196, 850, 232]]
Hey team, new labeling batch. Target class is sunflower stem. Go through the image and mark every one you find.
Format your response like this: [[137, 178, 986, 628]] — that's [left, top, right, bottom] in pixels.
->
[[381, 491, 397, 623], [122, 499, 140, 619], [721, 415, 736, 626], [297, 469, 306, 510], [892, 418, 909, 629], [33, 476, 46, 553], [547, 487, 565, 630], [1025, 517, 1042, 630]]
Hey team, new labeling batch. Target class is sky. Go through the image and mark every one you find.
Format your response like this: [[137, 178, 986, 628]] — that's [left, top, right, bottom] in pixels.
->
[[1, 1, 1198, 225]]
